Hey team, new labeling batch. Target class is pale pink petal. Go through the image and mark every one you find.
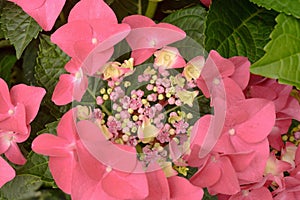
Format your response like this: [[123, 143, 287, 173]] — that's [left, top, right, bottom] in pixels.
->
[[76, 120, 138, 172], [49, 156, 76, 194], [0, 132, 12, 154], [168, 176, 204, 200], [0, 156, 15, 187], [51, 21, 93, 57], [51, 74, 75, 105], [101, 170, 149, 199], [229, 56, 250, 90], [5, 142, 26, 165], [122, 15, 155, 28], [31, 134, 71, 157], [68, 0, 117, 23], [10, 84, 46, 124], [73, 75, 88, 102]]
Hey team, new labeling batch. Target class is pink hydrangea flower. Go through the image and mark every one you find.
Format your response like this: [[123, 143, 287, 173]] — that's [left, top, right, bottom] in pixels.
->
[[51, 0, 130, 75], [9, 0, 66, 31], [122, 15, 186, 65], [52, 58, 88, 105]]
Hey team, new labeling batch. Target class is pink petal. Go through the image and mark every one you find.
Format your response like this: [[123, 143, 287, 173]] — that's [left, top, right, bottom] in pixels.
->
[[0, 132, 12, 154], [73, 74, 88, 102], [31, 134, 71, 157], [230, 187, 272, 200], [0, 78, 12, 114], [49, 156, 76, 194], [68, 0, 117, 23], [280, 96, 300, 121], [52, 74, 75, 105], [122, 15, 156, 28], [5, 142, 26, 165], [168, 176, 204, 200], [226, 151, 256, 172], [200, 0, 212, 7], [0, 156, 15, 187], [51, 21, 93, 57], [56, 108, 78, 142], [10, 84, 46, 124], [76, 120, 138, 172], [101, 170, 149, 199], [229, 56, 250, 90], [0, 103, 28, 134], [64, 58, 81, 74], [145, 168, 170, 199], [10, 0, 45, 10], [233, 99, 275, 143], [248, 85, 277, 100], [131, 48, 157, 65]]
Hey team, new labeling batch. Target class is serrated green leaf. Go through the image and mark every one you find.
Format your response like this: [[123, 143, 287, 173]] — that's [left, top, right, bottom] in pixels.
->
[[37, 120, 59, 135], [0, 175, 42, 200], [0, 1, 41, 59], [108, 0, 148, 21], [0, 52, 17, 85], [251, 14, 300, 89], [205, 0, 277, 63], [162, 6, 207, 59], [203, 188, 218, 200], [23, 39, 39, 85], [35, 34, 70, 118], [250, 0, 300, 19]]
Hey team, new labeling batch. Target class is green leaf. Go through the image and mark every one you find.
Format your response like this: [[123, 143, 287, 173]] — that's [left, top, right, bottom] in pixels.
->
[[37, 120, 59, 135], [250, 0, 300, 19], [23, 39, 39, 85], [0, 51, 17, 85], [35, 34, 70, 118], [108, 0, 148, 21], [203, 188, 218, 200], [0, 1, 41, 59], [205, 0, 277, 63], [251, 14, 300, 89], [163, 6, 207, 59]]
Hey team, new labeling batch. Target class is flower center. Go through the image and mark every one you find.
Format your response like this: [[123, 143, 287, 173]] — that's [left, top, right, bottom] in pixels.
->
[[8, 109, 14, 115], [91, 37, 98, 45], [228, 128, 235, 136]]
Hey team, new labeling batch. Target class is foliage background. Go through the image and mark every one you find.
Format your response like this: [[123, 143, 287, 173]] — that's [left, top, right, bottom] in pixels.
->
[[0, 0, 299, 199]]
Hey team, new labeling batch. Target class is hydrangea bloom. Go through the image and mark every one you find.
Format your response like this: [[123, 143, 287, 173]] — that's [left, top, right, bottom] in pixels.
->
[[0, 78, 45, 187]]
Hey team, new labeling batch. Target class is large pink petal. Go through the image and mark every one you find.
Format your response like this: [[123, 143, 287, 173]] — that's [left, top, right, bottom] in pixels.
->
[[51, 21, 93, 57], [131, 48, 156, 65], [76, 120, 138, 172], [73, 75, 88, 102], [49, 156, 76, 194], [10, 84, 46, 124], [233, 99, 275, 143], [0, 156, 15, 187], [56, 108, 77, 142], [10, 0, 45, 10], [0, 78, 12, 114], [226, 151, 255, 172], [101, 170, 149, 199], [145, 168, 170, 199], [31, 134, 71, 157], [230, 187, 272, 200], [229, 56, 250, 90], [168, 176, 204, 200], [51, 74, 75, 106], [122, 15, 155, 28], [68, 0, 117, 23], [5, 142, 26, 165]]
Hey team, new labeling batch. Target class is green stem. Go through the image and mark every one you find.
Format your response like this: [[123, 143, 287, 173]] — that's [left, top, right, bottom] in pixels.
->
[[145, 0, 163, 19], [138, 0, 142, 15], [86, 88, 96, 100], [86, 88, 112, 116]]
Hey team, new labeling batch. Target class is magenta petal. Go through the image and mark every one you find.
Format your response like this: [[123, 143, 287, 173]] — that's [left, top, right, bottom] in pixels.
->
[[5, 142, 26, 165], [0, 156, 15, 187], [168, 176, 204, 200], [56, 109, 77, 142], [51, 21, 93, 57], [10, 84, 45, 124], [49, 156, 76, 194], [52, 74, 75, 105], [0, 78, 12, 114], [32, 134, 71, 157], [68, 0, 117, 23], [234, 98, 275, 143], [122, 15, 155, 28], [76, 120, 138, 172], [101, 170, 149, 199]]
